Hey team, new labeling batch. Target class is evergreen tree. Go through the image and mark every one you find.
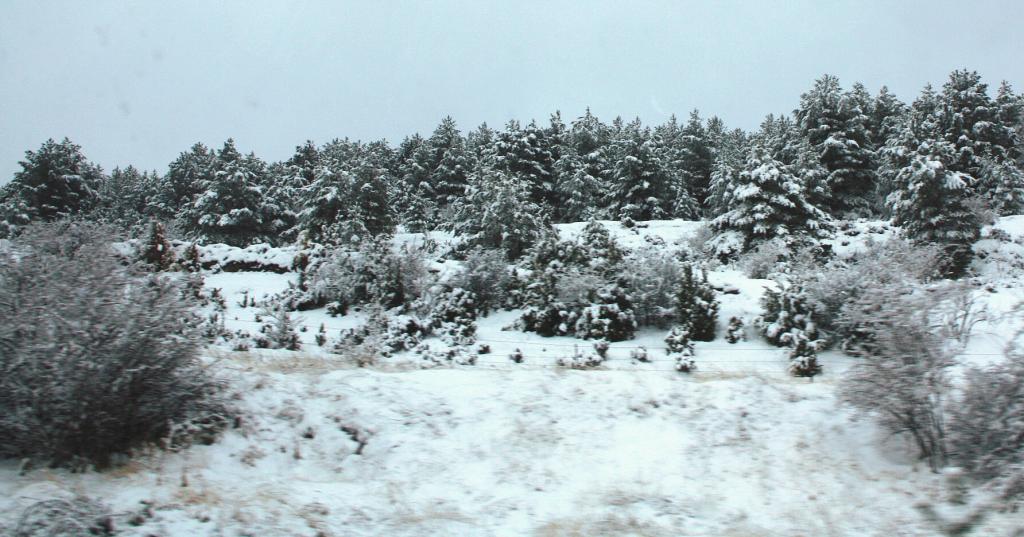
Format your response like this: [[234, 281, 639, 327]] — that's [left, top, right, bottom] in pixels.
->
[[184, 139, 273, 246], [493, 120, 556, 212], [451, 160, 547, 260], [977, 157, 1024, 215], [679, 110, 715, 208], [396, 135, 438, 231], [609, 125, 686, 221], [152, 142, 213, 219], [674, 264, 719, 341], [95, 166, 156, 229], [937, 70, 1017, 179], [1, 138, 101, 225], [796, 75, 876, 216], [711, 144, 830, 249], [141, 220, 175, 271], [888, 141, 981, 277], [351, 161, 395, 238], [428, 116, 470, 207]]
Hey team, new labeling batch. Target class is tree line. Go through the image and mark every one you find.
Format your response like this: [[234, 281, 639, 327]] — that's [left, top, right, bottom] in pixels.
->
[[1, 69, 1021, 273]]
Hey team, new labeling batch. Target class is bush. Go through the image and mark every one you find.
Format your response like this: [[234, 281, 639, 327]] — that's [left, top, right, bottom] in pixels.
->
[[665, 326, 696, 372], [12, 495, 114, 537], [429, 287, 478, 346], [675, 264, 719, 341], [948, 357, 1024, 482], [840, 283, 962, 472], [0, 222, 226, 468], [449, 246, 510, 316], [257, 306, 302, 350], [621, 246, 684, 328], [281, 238, 431, 312], [725, 316, 745, 343], [558, 345, 605, 369]]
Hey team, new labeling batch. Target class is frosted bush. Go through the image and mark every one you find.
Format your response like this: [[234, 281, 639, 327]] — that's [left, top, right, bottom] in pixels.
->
[[0, 222, 227, 468]]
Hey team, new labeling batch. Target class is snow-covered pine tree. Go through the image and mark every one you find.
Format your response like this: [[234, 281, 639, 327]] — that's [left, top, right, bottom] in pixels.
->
[[1, 138, 102, 226], [977, 157, 1024, 216], [428, 116, 470, 208], [184, 139, 273, 246], [796, 75, 877, 216], [674, 263, 719, 341], [679, 110, 715, 209], [937, 70, 1018, 180], [450, 159, 548, 260], [141, 220, 175, 271], [95, 166, 156, 230], [351, 161, 395, 238], [711, 144, 830, 250], [608, 123, 685, 221], [396, 135, 438, 232], [493, 120, 556, 212], [151, 142, 214, 220], [888, 141, 981, 277]]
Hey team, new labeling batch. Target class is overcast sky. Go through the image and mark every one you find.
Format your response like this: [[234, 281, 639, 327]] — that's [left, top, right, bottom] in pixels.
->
[[1, 1, 1022, 181]]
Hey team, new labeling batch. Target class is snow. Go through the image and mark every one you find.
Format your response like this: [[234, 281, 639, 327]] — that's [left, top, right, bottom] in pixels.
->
[[3, 217, 1024, 535]]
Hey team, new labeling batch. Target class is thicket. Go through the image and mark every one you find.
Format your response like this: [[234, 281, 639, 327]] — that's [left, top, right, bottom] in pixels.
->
[[0, 222, 227, 468]]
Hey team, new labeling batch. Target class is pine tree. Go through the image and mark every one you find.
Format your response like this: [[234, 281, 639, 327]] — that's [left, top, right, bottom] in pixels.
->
[[674, 264, 719, 341], [977, 157, 1024, 216], [152, 142, 213, 219], [2, 138, 102, 225], [679, 110, 715, 208], [711, 144, 830, 249], [351, 161, 395, 238], [937, 70, 1016, 179], [493, 120, 556, 212], [95, 166, 156, 229], [141, 220, 175, 271], [428, 116, 470, 207], [796, 75, 877, 216], [888, 141, 981, 277], [451, 160, 547, 260], [184, 139, 272, 246], [609, 125, 682, 221]]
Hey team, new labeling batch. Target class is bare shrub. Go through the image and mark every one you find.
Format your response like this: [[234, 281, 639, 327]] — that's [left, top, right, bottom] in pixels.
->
[[840, 283, 964, 472]]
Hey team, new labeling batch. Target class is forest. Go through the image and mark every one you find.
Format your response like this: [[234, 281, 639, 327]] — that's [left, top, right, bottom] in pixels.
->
[[1, 69, 1024, 535]]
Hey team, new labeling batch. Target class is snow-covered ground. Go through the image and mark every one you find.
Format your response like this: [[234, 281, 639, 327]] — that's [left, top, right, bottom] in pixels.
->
[[3, 218, 1024, 536]]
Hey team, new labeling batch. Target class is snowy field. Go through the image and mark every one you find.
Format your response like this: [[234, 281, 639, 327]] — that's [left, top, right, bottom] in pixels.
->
[[2, 219, 1024, 535]]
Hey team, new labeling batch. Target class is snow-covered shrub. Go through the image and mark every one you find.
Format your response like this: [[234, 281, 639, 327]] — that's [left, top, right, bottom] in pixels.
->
[[11, 495, 114, 537], [428, 287, 478, 345], [664, 325, 694, 354], [725, 316, 746, 343], [140, 220, 175, 271], [0, 222, 227, 468], [674, 352, 696, 373], [759, 283, 819, 347], [416, 344, 478, 368], [509, 348, 524, 363], [315, 323, 327, 346], [335, 310, 428, 357], [257, 306, 302, 351], [448, 246, 510, 316], [840, 283, 962, 472], [593, 339, 610, 359], [558, 345, 605, 369], [573, 284, 637, 341], [675, 264, 719, 341], [948, 356, 1024, 483], [783, 329, 822, 378], [738, 238, 788, 279], [621, 246, 684, 328], [629, 346, 650, 363], [283, 238, 431, 312]]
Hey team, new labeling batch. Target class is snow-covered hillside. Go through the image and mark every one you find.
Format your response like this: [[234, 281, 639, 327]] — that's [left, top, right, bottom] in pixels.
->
[[2, 218, 1023, 536]]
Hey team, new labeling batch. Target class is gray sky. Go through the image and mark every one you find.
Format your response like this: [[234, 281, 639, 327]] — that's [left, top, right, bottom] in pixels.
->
[[1, 0, 1022, 181]]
